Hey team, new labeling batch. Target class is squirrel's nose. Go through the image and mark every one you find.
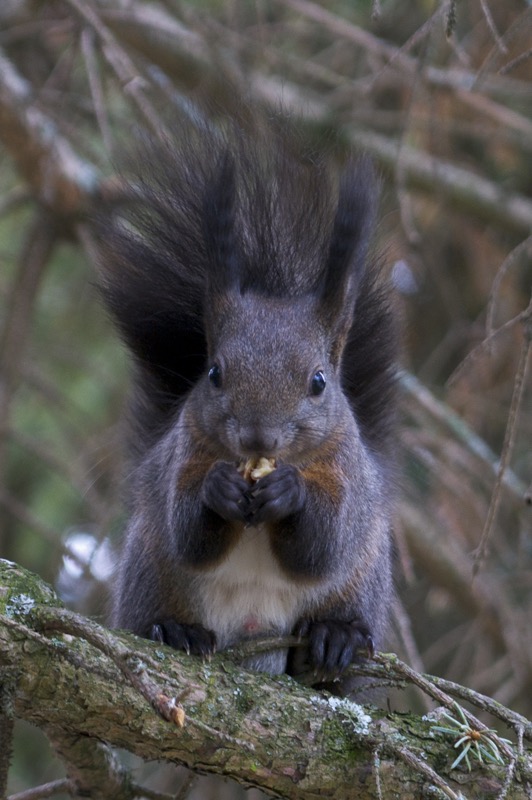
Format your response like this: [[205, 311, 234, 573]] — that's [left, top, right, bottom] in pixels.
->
[[238, 427, 278, 456]]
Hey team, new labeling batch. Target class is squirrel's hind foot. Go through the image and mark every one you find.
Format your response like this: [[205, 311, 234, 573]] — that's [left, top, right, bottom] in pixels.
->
[[150, 621, 217, 658], [293, 618, 374, 679]]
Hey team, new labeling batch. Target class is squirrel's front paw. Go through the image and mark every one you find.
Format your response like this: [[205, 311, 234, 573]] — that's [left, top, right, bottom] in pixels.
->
[[245, 464, 305, 524], [202, 461, 249, 521], [150, 620, 217, 657], [295, 618, 374, 677]]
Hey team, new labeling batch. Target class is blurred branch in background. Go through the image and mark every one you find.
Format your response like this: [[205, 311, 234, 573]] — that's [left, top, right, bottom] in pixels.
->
[[0, 0, 530, 796]]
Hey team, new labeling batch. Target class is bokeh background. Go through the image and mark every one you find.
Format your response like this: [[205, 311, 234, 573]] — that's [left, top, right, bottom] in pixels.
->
[[1, 0, 531, 797]]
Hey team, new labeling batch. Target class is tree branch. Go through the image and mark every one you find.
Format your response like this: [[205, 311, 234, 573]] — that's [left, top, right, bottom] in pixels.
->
[[1, 559, 531, 800], [350, 130, 532, 236], [1, 10, 531, 239], [0, 668, 16, 799], [0, 48, 100, 216]]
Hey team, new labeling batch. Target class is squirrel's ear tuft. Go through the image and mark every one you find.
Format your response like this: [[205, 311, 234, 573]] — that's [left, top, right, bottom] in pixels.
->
[[320, 157, 380, 364], [322, 157, 379, 310], [203, 150, 240, 295]]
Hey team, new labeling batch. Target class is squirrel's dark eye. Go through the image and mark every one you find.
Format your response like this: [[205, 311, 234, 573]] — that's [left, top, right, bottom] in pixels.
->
[[310, 370, 326, 396], [208, 364, 222, 388]]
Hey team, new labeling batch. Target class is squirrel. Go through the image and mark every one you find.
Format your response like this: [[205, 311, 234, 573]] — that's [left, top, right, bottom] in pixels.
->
[[97, 107, 397, 688]]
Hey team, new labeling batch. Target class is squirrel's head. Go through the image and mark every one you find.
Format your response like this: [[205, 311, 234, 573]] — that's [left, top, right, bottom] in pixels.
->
[[194, 151, 379, 461], [197, 292, 344, 460]]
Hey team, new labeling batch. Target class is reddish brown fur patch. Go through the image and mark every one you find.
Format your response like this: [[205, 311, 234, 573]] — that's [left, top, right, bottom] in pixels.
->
[[299, 436, 347, 506], [176, 452, 216, 493], [175, 416, 220, 492], [301, 463, 344, 506]]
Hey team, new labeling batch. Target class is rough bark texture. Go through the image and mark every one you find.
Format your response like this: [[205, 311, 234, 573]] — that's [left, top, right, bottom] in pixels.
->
[[1, 559, 531, 800]]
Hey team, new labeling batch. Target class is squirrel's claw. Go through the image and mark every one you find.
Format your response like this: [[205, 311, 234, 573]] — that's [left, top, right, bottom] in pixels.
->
[[150, 620, 217, 659], [295, 618, 374, 677]]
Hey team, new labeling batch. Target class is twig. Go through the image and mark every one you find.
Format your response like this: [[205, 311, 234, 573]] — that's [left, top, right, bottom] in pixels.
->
[[487, 236, 532, 337], [495, 752, 517, 800], [279, 0, 407, 67], [373, 746, 383, 799], [3, 610, 253, 753], [389, 744, 465, 800], [16, 774, 200, 800], [34, 607, 188, 726], [475, 7, 532, 85], [499, 47, 532, 76], [0, 47, 100, 212], [80, 28, 112, 153], [446, 307, 529, 388], [391, 600, 431, 711], [7, 779, 75, 800], [480, 0, 508, 54], [32, 607, 254, 750], [427, 675, 532, 742], [371, 653, 526, 784], [400, 371, 526, 499], [473, 298, 532, 574], [1, 611, 185, 727], [63, 0, 165, 137], [351, 129, 532, 235], [0, 614, 127, 688], [392, 2, 448, 62], [278, 0, 527, 110]]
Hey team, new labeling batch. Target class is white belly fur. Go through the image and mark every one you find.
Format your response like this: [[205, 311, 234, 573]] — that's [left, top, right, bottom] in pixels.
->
[[198, 524, 304, 648]]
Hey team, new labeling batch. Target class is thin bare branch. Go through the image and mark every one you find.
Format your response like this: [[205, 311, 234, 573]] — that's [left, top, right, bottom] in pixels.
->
[[7, 779, 75, 800], [63, 0, 166, 137], [400, 372, 526, 499], [351, 129, 532, 235], [0, 48, 100, 213], [80, 28, 113, 153], [480, 0, 509, 54], [474, 299, 532, 574]]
